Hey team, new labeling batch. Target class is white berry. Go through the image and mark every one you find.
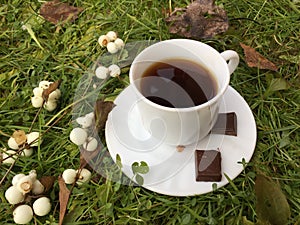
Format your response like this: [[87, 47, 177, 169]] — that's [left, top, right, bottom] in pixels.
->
[[13, 205, 33, 224], [98, 35, 110, 47], [76, 168, 92, 185], [5, 186, 24, 204], [33, 197, 51, 216], [2, 149, 17, 164], [108, 64, 121, 77], [32, 179, 45, 195], [106, 31, 117, 41], [76, 116, 93, 129], [33, 87, 43, 97], [44, 100, 57, 111], [8, 137, 19, 149], [39, 80, 52, 90], [21, 148, 34, 157], [114, 38, 124, 49], [12, 174, 26, 186], [85, 112, 94, 119], [48, 89, 61, 101], [62, 169, 77, 184], [107, 42, 118, 54], [69, 128, 88, 146], [31, 96, 44, 108], [95, 66, 109, 79], [83, 137, 98, 152], [28, 170, 37, 182], [16, 175, 33, 194], [26, 132, 40, 147]]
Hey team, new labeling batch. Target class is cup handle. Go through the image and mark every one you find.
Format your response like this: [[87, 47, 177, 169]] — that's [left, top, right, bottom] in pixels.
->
[[220, 50, 239, 75]]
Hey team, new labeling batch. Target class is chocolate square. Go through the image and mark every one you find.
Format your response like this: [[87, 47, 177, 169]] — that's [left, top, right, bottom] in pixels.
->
[[211, 112, 237, 136], [195, 150, 222, 182]]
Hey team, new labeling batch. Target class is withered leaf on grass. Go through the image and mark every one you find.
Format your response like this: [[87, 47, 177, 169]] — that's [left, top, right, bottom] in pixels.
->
[[40, 0, 83, 25], [165, 0, 229, 39], [240, 43, 278, 71], [58, 176, 71, 225], [255, 174, 291, 225], [39, 176, 56, 193], [42, 79, 62, 102], [94, 100, 115, 132]]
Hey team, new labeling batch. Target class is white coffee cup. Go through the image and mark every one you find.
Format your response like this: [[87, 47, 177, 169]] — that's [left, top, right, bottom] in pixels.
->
[[129, 39, 239, 146]]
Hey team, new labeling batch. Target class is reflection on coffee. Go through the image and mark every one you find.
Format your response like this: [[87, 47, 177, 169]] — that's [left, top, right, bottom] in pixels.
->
[[140, 58, 217, 108]]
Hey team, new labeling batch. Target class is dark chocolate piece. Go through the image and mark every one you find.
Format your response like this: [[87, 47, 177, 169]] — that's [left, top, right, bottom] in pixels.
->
[[211, 112, 237, 136], [195, 150, 222, 182]]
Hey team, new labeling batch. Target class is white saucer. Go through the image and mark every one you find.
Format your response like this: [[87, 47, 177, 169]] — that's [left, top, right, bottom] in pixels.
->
[[105, 85, 257, 196]]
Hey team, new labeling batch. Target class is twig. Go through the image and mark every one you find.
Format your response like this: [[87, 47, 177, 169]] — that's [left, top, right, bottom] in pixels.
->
[[0, 151, 22, 185], [28, 102, 45, 133]]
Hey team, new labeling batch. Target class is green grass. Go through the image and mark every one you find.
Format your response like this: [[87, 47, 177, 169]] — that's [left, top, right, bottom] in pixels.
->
[[1, 0, 300, 224]]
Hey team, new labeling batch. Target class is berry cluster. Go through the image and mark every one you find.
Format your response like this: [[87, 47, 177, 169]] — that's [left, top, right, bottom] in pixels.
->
[[95, 64, 121, 79], [5, 170, 51, 224], [70, 111, 99, 152], [62, 168, 91, 185], [98, 31, 124, 54], [31, 80, 61, 111], [2, 130, 42, 163]]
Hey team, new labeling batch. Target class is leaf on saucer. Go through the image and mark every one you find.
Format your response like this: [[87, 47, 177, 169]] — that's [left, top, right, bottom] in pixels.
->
[[138, 161, 149, 174], [255, 174, 291, 225], [165, 0, 229, 39], [240, 43, 278, 71], [131, 161, 149, 174], [131, 162, 139, 174], [40, 0, 83, 25], [135, 174, 144, 185], [94, 100, 116, 132], [116, 154, 122, 168]]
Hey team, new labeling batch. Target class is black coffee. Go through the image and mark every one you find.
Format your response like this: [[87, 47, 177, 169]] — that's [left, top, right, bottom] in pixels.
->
[[140, 58, 217, 108]]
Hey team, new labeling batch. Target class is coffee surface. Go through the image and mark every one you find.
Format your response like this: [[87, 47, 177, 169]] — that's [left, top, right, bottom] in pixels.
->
[[140, 59, 217, 108]]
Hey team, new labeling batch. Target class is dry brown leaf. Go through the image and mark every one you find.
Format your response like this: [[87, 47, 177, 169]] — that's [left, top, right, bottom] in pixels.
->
[[58, 176, 71, 225], [39, 176, 56, 193], [40, 0, 83, 25], [240, 43, 278, 71], [42, 79, 62, 102], [165, 0, 228, 39], [94, 100, 115, 132], [12, 130, 27, 145]]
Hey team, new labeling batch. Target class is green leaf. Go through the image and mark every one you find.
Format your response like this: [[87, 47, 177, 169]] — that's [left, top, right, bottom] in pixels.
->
[[131, 162, 139, 174], [182, 213, 191, 225], [135, 174, 144, 185], [131, 161, 150, 174], [22, 24, 44, 50], [255, 174, 291, 225], [116, 154, 122, 168], [137, 161, 150, 174], [241, 216, 255, 225], [268, 78, 289, 92], [279, 54, 300, 64], [224, 173, 239, 192]]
